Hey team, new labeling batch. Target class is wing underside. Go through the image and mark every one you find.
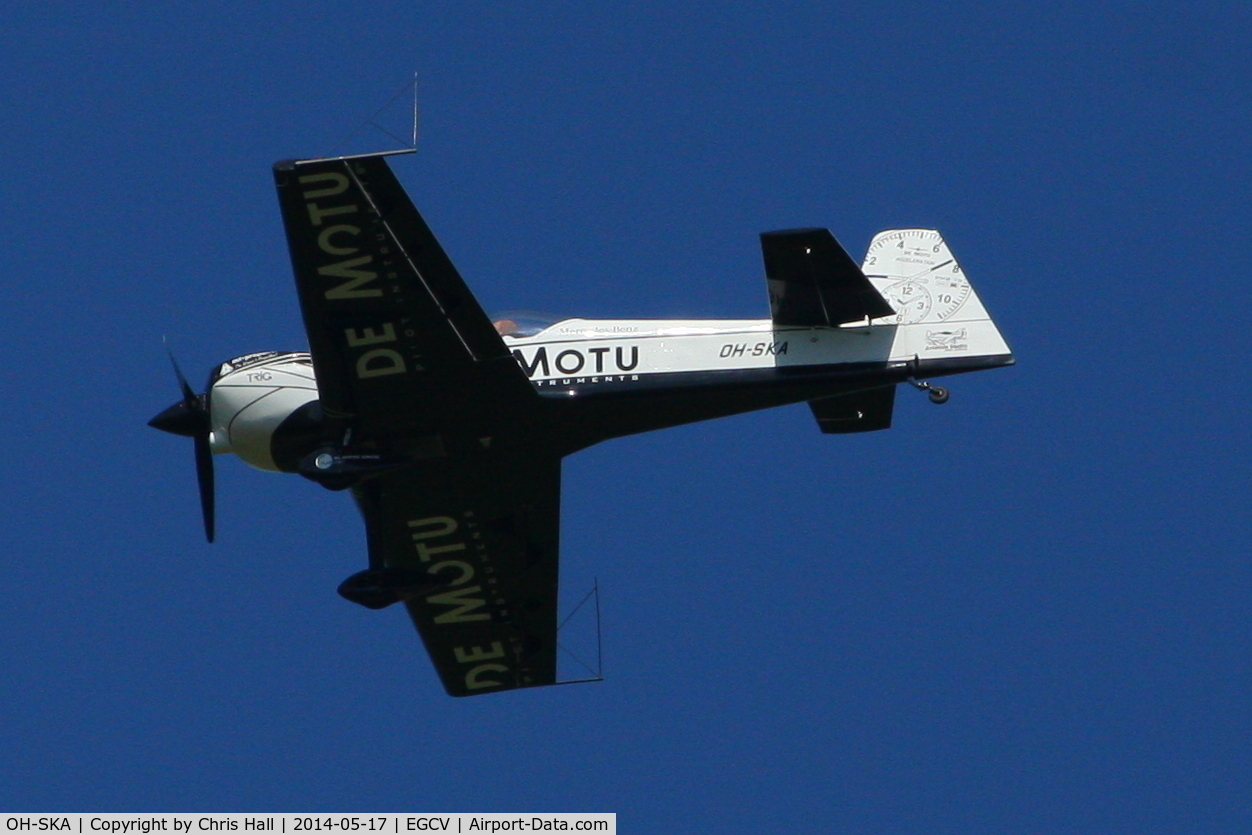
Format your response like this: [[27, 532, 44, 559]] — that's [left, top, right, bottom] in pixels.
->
[[356, 457, 561, 696], [274, 153, 560, 696], [272, 152, 535, 444]]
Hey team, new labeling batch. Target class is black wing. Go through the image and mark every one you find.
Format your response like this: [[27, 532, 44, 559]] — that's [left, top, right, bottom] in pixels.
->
[[273, 151, 536, 445], [760, 228, 895, 327], [354, 453, 561, 697], [274, 152, 560, 696]]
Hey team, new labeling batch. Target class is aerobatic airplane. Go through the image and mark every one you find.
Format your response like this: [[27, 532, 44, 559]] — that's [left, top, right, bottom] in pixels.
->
[[149, 149, 1013, 697]]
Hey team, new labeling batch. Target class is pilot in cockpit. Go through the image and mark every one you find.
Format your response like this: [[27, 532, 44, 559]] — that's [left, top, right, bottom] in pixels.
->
[[491, 313, 560, 340], [493, 319, 520, 337]]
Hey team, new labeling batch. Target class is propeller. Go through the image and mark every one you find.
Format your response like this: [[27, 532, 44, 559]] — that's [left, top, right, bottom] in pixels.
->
[[148, 349, 216, 543]]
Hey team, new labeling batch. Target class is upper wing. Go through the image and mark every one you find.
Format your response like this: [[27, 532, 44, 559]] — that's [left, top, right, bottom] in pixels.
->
[[354, 453, 561, 697], [272, 151, 536, 444], [760, 228, 895, 327]]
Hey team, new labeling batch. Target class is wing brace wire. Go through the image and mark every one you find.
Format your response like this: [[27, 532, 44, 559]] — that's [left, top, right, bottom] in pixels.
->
[[552, 579, 604, 686]]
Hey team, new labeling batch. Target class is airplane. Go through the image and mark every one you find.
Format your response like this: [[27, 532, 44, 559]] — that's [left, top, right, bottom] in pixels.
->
[[149, 148, 1014, 697]]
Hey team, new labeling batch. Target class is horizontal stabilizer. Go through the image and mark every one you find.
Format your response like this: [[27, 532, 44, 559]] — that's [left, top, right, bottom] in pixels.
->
[[809, 386, 895, 434], [761, 228, 895, 327]]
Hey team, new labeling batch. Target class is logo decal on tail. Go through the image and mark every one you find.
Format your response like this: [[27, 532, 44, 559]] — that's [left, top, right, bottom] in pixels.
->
[[925, 328, 968, 352]]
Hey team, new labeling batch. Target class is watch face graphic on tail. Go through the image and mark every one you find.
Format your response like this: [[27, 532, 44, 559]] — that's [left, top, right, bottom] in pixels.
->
[[863, 229, 972, 324]]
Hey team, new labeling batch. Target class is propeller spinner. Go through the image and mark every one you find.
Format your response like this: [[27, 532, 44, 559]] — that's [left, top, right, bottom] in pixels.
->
[[149, 353, 216, 543]]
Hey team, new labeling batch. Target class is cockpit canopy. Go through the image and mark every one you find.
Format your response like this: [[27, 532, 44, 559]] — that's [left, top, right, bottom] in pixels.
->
[[489, 311, 565, 339]]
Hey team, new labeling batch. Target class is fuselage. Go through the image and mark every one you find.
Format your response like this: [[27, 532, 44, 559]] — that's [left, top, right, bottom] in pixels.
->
[[207, 351, 318, 472], [208, 312, 1012, 473], [502, 314, 1007, 392]]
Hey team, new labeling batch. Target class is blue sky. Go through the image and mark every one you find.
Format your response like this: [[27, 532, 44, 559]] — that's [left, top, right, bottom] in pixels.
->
[[2, 2, 1249, 831]]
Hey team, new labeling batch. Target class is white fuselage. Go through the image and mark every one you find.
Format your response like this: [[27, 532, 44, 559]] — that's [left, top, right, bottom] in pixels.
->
[[501, 314, 1008, 391], [208, 352, 318, 471], [208, 309, 1010, 471]]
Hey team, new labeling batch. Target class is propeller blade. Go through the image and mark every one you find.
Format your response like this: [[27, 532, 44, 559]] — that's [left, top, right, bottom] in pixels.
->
[[152, 343, 217, 543], [194, 431, 216, 543], [166, 343, 198, 406]]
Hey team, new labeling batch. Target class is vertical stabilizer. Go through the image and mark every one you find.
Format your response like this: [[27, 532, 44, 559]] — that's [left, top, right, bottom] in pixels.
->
[[862, 229, 1012, 362]]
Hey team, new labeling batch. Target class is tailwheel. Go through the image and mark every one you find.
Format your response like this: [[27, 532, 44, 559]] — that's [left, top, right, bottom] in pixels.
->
[[908, 378, 950, 405], [338, 567, 439, 610]]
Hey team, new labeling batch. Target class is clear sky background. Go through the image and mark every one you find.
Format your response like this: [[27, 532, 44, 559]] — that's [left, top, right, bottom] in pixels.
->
[[2, 2, 1249, 831]]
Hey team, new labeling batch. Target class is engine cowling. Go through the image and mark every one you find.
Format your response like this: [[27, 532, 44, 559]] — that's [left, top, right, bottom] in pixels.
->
[[209, 351, 323, 472]]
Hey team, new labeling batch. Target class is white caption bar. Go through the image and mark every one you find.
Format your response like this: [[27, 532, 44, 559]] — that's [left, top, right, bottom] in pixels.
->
[[1, 817, 615, 835]]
